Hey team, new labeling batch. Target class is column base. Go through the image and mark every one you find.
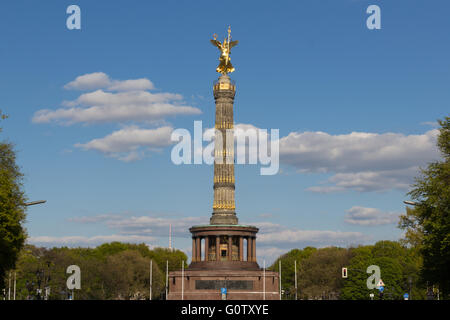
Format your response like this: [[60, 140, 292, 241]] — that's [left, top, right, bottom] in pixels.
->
[[210, 213, 238, 225]]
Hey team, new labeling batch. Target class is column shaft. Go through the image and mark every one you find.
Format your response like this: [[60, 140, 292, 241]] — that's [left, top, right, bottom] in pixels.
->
[[196, 237, 201, 262], [239, 236, 243, 261], [192, 238, 196, 262], [252, 237, 256, 262], [228, 235, 232, 261], [205, 236, 209, 261], [216, 236, 220, 261], [247, 237, 251, 261]]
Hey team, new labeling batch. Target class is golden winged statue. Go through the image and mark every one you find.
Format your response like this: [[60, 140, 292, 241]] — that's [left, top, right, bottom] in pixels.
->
[[210, 26, 238, 74]]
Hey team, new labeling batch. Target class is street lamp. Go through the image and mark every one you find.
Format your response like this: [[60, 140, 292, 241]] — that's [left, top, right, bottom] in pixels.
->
[[25, 200, 46, 206], [35, 261, 51, 300]]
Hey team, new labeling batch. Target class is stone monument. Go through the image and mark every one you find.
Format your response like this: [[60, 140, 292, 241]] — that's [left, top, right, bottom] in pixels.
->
[[167, 27, 279, 300]]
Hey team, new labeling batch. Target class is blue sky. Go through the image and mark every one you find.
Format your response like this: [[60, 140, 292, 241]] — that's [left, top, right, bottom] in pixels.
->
[[0, 0, 448, 264]]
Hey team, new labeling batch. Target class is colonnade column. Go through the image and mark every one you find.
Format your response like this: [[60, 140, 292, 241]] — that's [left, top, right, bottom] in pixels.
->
[[196, 237, 201, 262], [239, 236, 243, 261], [252, 236, 256, 262], [247, 236, 251, 261], [216, 236, 220, 261], [205, 236, 209, 261], [192, 237, 196, 262], [228, 235, 232, 261]]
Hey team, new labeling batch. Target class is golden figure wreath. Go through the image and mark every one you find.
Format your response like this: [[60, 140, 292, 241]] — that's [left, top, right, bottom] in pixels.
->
[[210, 26, 238, 74]]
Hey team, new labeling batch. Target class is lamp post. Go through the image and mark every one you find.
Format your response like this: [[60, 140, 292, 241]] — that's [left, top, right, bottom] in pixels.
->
[[35, 260, 51, 300], [17, 200, 47, 300], [25, 200, 46, 206], [403, 201, 419, 206]]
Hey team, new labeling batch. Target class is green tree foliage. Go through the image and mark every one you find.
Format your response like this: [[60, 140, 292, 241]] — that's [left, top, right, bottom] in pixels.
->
[[103, 250, 163, 300], [269, 243, 426, 300], [0, 114, 27, 292], [399, 117, 450, 299], [399, 206, 424, 249], [297, 247, 352, 300], [341, 241, 425, 300], [340, 245, 374, 300], [269, 247, 352, 300], [10, 243, 187, 300], [151, 247, 188, 272], [268, 247, 316, 299]]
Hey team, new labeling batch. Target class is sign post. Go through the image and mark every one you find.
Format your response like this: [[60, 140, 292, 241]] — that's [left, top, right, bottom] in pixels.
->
[[378, 286, 384, 300], [221, 287, 227, 300]]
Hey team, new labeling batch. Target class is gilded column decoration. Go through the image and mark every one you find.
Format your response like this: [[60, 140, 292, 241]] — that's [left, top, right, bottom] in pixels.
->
[[210, 27, 239, 225]]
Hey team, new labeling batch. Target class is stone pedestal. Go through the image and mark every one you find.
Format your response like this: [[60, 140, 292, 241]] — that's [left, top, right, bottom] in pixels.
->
[[167, 269, 279, 300]]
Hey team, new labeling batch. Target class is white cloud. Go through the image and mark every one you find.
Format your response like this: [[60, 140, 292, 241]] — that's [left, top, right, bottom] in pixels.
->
[[242, 221, 370, 265], [75, 125, 174, 160], [256, 246, 287, 265], [67, 214, 124, 224], [247, 221, 368, 248], [27, 234, 157, 247], [32, 213, 375, 263], [108, 79, 154, 91], [344, 206, 400, 226], [33, 72, 201, 125], [69, 213, 208, 238], [421, 121, 439, 128], [33, 90, 200, 125], [280, 129, 440, 192], [258, 228, 367, 246], [64, 72, 111, 91], [63, 90, 182, 107], [63, 72, 154, 91], [66, 214, 368, 247]]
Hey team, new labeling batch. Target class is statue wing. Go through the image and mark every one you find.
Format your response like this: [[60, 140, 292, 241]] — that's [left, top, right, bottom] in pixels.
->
[[210, 39, 222, 50], [229, 40, 239, 49]]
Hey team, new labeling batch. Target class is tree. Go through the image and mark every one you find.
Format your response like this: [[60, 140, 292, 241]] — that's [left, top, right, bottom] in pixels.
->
[[268, 247, 316, 299], [399, 206, 424, 249], [103, 250, 164, 300], [400, 117, 450, 299], [0, 112, 27, 292], [297, 247, 352, 300], [340, 245, 374, 300], [340, 241, 426, 300]]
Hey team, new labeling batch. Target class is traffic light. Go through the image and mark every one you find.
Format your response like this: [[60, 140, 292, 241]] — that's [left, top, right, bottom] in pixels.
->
[[342, 267, 348, 278]]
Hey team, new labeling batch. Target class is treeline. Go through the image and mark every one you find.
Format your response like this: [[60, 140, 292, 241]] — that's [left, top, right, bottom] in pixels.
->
[[4, 240, 429, 300], [3, 242, 187, 300], [268, 240, 428, 300]]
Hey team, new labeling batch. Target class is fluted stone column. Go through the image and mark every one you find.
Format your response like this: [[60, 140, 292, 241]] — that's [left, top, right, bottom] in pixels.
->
[[252, 236, 256, 262], [205, 236, 209, 261], [247, 237, 251, 262], [216, 236, 220, 261], [192, 237, 196, 262], [211, 74, 238, 225], [239, 236, 244, 261], [196, 237, 201, 262], [228, 235, 232, 261]]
